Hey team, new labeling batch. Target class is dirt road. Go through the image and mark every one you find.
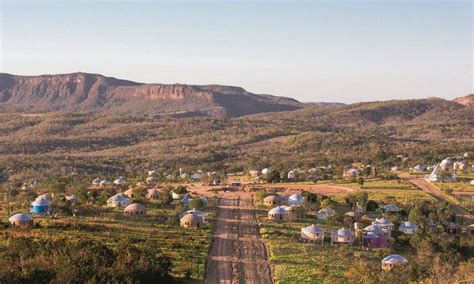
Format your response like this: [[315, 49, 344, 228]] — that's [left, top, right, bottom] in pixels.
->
[[400, 174, 470, 217], [205, 197, 273, 284]]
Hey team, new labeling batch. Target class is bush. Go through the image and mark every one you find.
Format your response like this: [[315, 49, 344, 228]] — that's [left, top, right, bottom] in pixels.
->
[[366, 200, 379, 211]]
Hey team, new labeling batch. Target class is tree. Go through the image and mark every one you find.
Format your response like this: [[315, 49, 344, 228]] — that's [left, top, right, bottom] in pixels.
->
[[174, 185, 188, 194], [366, 200, 379, 211], [45, 177, 67, 194], [189, 198, 206, 210], [266, 171, 281, 183], [301, 191, 318, 204], [345, 259, 380, 284], [357, 177, 365, 188], [407, 205, 424, 224], [320, 198, 336, 208], [344, 192, 368, 209], [159, 187, 173, 205]]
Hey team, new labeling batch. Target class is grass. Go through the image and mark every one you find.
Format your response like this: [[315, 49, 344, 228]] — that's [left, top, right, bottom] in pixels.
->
[[258, 213, 411, 283], [333, 179, 418, 190], [434, 182, 474, 192], [0, 199, 214, 281], [257, 188, 441, 282], [328, 190, 435, 206]]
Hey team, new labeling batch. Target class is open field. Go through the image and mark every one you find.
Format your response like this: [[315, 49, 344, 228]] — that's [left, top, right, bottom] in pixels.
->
[[258, 211, 400, 283], [0, 198, 214, 281], [434, 182, 474, 192], [332, 179, 418, 191]]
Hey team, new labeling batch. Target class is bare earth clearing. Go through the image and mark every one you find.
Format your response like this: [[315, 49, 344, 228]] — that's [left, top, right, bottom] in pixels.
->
[[205, 197, 273, 284]]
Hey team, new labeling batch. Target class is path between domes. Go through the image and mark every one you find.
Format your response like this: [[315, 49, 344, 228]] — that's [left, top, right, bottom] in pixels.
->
[[205, 197, 273, 284]]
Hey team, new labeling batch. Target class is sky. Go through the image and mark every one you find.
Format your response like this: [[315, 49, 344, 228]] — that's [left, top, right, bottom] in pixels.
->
[[0, 0, 472, 103]]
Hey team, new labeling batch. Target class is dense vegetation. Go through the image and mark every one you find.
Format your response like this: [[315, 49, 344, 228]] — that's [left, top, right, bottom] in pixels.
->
[[0, 98, 472, 183], [0, 237, 172, 283], [0, 185, 214, 282]]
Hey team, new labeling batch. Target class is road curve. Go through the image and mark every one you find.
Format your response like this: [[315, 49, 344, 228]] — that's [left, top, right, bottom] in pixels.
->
[[205, 197, 273, 284]]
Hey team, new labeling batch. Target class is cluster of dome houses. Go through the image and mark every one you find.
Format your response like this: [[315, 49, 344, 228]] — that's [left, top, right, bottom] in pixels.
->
[[105, 190, 208, 228], [263, 191, 473, 270], [8, 185, 208, 230]]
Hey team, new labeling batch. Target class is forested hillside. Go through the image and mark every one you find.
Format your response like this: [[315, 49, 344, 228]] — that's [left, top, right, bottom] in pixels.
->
[[0, 97, 472, 181]]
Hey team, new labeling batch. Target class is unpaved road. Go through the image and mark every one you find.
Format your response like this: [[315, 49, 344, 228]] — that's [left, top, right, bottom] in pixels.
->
[[400, 174, 471, 218], [205, 197, 273, 284]]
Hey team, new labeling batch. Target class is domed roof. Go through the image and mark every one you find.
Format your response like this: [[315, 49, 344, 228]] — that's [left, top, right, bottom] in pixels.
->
[[114, 176, 126, 185], [146, 176, 156, 182], [399, 221, 417, 229], [124, 203, 145, 211], [180, 213, 202, 223], [264, 195, 280, 201], [181, 194, 192, 203], [364, 223, 384, 234], [37, 193, 52, 201], [269, 206, 287, 215], [381, 255, 408, 264], [261, 168, 272, 175], [108, 194, 130, 202], [184, 208, 204, 216], [9, 213, 33, 221], [281, 205, 292, 211], [303, 224, 324, 234], [65, 194, 77, 201], [375, 217, 394, 226], [344, 211, 356, 217], [336, 228, 353, 236], [383, 203, 400, 212], [289, 193, 304, 202], [31, 198, 50, 206], [318, 207, 334, 214], [440, 158, 451, 164], [363, 232, 380, 239]]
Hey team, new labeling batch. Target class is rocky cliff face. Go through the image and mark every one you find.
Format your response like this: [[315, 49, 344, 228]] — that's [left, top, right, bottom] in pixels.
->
[[454, 94, 474, 106], [0, 72, 304, 117]]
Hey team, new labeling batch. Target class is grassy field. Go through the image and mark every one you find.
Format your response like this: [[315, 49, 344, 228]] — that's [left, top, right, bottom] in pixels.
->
[[258, 211, 411, 283], [434, 182, 474, 192], [333, 179, 418, 190], [0, 199, 214, 281], [328, 190, 435, 206]]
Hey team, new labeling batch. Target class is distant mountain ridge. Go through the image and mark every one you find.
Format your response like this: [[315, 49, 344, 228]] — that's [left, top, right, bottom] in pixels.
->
[[1, 72, 469, 118], [453, 94, 474, 106], [0, 72, 312, 118]]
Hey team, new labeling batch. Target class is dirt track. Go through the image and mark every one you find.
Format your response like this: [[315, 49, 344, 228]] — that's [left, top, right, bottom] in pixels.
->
[[205, 197, 273, 284], [400, 174, 471, 218]]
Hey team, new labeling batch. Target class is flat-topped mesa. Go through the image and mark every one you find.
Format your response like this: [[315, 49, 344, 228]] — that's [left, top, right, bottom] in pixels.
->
[[0, 72, 304, 117]]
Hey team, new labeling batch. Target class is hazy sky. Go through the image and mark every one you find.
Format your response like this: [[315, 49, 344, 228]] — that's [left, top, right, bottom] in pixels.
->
[[0, 0, 472, 103]]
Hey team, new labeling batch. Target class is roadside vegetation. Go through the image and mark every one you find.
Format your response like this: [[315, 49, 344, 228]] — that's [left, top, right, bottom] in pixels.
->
[[0, 184, 214, 283]]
